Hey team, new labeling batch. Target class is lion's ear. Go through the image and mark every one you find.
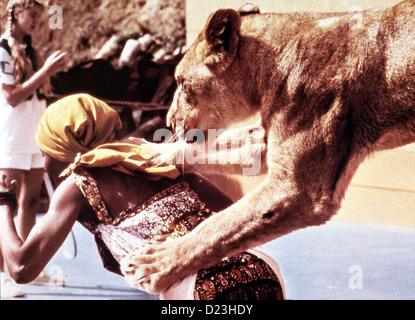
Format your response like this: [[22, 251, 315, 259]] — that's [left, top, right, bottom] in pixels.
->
[[203, 9, 241, 69]]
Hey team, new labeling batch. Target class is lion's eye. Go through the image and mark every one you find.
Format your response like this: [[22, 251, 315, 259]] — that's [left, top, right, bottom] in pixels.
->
[[183, 86, 196, 105]]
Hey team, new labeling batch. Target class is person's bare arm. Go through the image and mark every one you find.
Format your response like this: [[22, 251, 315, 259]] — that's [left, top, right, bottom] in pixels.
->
[[1, 51, 67, 107], [0, 175, 84, 284]]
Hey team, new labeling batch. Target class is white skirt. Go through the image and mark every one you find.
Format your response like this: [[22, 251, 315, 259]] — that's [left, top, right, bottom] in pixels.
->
[[0, 152, 45, 170]]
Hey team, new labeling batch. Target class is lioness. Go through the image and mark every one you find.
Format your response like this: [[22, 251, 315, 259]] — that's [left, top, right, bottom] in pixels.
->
[[122, 0, 415, 294]]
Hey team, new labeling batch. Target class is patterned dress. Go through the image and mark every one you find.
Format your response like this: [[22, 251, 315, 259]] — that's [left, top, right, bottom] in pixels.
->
[[71, 166, 284, 300]]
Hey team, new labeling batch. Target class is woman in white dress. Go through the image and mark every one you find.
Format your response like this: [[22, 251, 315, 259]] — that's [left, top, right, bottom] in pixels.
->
[[0, 0, 67, 298]]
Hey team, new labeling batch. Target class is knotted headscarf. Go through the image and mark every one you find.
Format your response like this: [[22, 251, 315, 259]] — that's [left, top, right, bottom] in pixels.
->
[[36, 94, 180, 180]]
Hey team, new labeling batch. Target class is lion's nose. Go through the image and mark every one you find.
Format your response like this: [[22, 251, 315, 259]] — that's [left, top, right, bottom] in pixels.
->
[[166, 113, 185, 132], [166, 111, 175, 129], [167, 89, 180, 129], [167, 88, 186, 131]]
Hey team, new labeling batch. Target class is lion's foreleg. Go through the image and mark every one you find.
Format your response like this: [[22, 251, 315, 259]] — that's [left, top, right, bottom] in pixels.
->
[[171, 131, 340, 278]]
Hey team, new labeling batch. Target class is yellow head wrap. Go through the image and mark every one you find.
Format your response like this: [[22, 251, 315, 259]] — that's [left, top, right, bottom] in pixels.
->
[[36, 94, 122, 162], [36, 94, 180, 180]]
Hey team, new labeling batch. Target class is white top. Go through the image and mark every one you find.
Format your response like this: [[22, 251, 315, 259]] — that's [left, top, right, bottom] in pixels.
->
[[0, 36, 46, 154]]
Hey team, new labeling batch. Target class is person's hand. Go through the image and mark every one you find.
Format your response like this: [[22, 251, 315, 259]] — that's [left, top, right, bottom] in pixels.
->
[[42, 51, 68, 77], [1, 175, 16, 193], [0, 175, 17, 212]]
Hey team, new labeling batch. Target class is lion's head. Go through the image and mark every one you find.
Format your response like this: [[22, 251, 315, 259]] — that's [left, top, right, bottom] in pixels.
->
[[167, 9, 259, 134]]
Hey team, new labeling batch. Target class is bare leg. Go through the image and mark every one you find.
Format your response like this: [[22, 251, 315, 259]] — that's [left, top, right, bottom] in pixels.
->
[[0, 169, 23, 271], [0, 169, 24, 298], [15, 168, 44, 240]]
